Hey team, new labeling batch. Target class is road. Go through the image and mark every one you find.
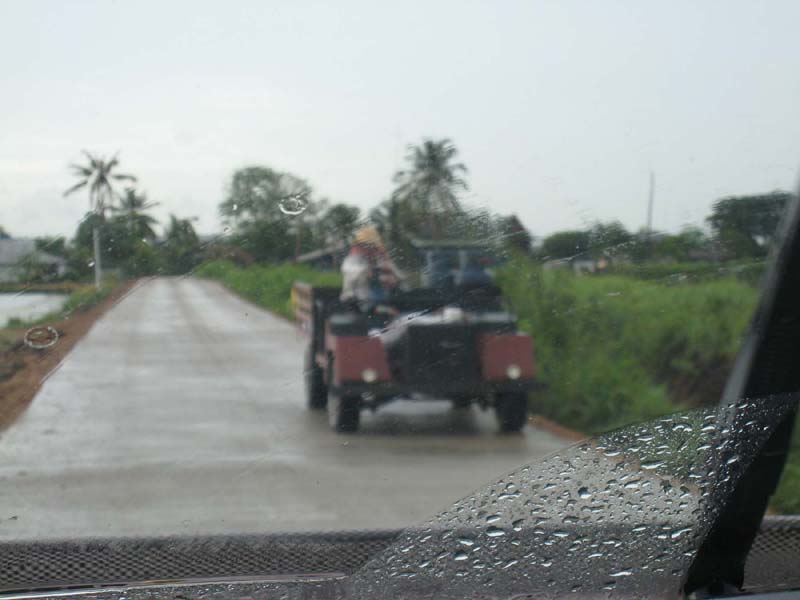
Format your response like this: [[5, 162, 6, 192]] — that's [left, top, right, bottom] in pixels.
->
[[0, 277, 568, 541]]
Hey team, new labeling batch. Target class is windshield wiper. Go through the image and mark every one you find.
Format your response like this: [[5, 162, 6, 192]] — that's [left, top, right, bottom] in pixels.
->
[[686, 189, 800, 595]]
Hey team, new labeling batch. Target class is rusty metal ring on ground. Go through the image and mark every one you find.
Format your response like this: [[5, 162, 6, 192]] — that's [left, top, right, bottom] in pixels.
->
[[24, 326, 59, 349]]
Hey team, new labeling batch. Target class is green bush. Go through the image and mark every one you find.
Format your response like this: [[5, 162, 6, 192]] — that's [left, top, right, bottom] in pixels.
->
[[495, 259, 758, 434], [196, 260, 342, 319], [496, 258, 800, 514]]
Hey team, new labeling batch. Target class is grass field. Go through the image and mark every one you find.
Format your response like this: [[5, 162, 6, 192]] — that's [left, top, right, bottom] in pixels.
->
[[196, 260, 342, 319], [495, 259, 759, 432]]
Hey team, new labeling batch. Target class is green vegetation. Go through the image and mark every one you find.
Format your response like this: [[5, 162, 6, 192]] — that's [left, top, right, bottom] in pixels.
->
[[59, 282, 116, 318], [607, 260, 766, 285], [707, 191, 791, 258], [496, 258, 759, 433], [1, 151, 203, 286], [0, 282, 84, 294], [496, 257, 800, 513], [63, 151, 137, 287], [196, 260, 341, 320], [773, 411, 800, 514]]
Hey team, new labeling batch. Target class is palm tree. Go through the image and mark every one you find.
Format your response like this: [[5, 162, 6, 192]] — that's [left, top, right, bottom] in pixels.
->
[[391, 138, 468, 238], [64, 151, 136, 287], [113, 188, 159, 240]]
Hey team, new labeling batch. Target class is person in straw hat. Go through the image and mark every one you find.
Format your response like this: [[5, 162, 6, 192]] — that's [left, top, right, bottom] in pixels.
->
[[340, 225, 402, 312]]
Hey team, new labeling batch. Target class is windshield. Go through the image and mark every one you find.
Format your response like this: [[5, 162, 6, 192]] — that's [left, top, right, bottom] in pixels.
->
[[1, 1, 799, 595]]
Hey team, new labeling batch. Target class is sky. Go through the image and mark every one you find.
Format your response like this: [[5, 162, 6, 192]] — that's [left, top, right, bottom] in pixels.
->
[[1, 0, 800, 240]]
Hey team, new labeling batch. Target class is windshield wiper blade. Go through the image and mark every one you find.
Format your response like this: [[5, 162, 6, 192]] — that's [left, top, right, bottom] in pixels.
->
[[687, 188, 800, 595]]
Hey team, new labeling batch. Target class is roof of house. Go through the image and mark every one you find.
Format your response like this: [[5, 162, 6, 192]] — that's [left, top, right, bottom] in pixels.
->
[[296, 242, 348, 263], [0, 239, 66, 266]]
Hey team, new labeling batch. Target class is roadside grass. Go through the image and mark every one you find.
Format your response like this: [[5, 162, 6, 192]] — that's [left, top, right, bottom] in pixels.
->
[[198, 257, 798, 514], [773, 411, 800, 515], [196, 260, 342, 320], [0, 282, 86, 295], [607, 260, 765, 286], [495, 258, 758, 433], [496, 257, 800, 514]]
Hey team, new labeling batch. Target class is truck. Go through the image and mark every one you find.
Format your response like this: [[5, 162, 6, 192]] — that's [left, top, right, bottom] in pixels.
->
[[294, 241, 540, 433]]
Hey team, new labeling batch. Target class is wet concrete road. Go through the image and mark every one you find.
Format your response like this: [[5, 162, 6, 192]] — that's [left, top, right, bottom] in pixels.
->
[[0, 278, 568, 541]]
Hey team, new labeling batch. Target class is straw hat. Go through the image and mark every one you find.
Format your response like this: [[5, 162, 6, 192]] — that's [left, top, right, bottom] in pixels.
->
[[354, 225, 383, 247]]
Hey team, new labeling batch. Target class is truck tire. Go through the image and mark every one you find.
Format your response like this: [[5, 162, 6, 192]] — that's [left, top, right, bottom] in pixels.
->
[[495, 392, 528, 433], [328, 393, 360, 433], [305, 348, 327, 410]]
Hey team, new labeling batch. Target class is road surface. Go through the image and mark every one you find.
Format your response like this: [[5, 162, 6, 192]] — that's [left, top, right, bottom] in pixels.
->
[[0, 277, 568, 541]]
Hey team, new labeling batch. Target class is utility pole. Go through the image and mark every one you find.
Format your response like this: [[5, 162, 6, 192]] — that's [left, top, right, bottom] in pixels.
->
[[646, 171, 655, 238], [646, 171, 655, 256]]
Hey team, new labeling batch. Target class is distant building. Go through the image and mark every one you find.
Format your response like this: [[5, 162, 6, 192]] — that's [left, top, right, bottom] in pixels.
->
[[0, 239, 67, 282], [296, 242, 349, 271], [542, 253, 614, 275]]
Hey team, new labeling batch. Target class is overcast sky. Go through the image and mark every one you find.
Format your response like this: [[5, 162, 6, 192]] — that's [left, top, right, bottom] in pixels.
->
[[1, 0, 799, 240]]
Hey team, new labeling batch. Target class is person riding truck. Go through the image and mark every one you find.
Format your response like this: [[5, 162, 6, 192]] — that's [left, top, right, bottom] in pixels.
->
[[339, 226, 402, 313]]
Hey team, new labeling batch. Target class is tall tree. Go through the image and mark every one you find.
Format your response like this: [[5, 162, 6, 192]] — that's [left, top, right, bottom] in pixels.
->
[[369, 197, 420, 268], [220, 166, 315, 262], [320, 203, 361, 246], [391, 138, 468, 239], [587, 221, 632, 252], [707, 191, 792, 258], [220, 166, 312, 224], [113, 188, 159, 240], [541, 230, 591, 259], [652, 227, 709, 262], [63, 151, 136, 287], [0, 225, 9, 239], [164, 215, 200, 274], [35, 236, 68, 258], [496, 215, 533, 255]]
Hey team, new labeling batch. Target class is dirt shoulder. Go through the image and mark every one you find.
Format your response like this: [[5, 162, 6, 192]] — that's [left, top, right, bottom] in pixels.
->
[[0, 280, 137, 431]]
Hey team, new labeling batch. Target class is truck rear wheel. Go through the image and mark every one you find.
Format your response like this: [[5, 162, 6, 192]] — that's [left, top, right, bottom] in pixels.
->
[[328, 393, 360, 433], [495, 392, 528, 433], [305, 348, 327, 410]]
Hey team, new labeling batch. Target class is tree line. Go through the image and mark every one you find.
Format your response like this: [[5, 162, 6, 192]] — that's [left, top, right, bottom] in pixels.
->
[[1, 141, 794, 284], [2, 152, 202, 285], [214, 137, 793, 269], [217, 138, 532, 270], [537, 191, 791, 264]]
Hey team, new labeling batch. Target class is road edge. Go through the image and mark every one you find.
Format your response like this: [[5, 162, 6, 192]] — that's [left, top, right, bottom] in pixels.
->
[[0, 279, 140, 432]]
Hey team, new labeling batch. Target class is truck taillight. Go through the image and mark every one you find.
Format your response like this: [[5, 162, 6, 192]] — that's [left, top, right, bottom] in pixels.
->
[[506, 364, 521, 380]]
